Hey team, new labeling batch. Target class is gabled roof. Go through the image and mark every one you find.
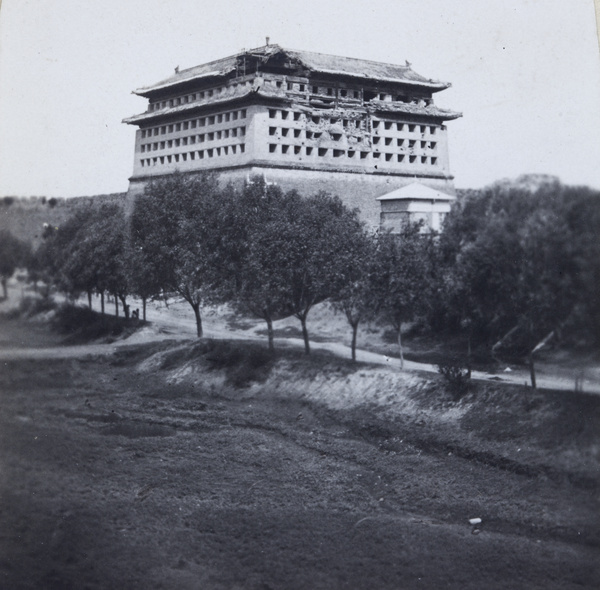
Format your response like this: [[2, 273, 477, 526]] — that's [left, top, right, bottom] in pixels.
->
[[377, 182, 456, 201], [133, 45, 451, 96]]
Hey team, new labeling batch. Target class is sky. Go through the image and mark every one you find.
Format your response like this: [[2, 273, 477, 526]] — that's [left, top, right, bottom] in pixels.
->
[[0, 0, 599, 197]]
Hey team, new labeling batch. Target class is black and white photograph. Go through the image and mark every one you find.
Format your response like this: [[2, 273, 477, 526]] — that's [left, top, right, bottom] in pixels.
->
[[0, 0, 599, 588]]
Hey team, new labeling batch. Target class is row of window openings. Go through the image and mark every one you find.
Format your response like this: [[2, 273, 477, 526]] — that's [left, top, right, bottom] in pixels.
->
[[148, 84, 422, 110], [312, 86, 430, 104], [285, 83, 429, 104], [267, 144, 438, 164], [141, 110, 247, 138], [140, 144, 246, 166], [148, 85, 253, 110], [267, 111, 437, 135], [272, 81, 358, 98], [268, 127, 436, 149], [141, 127, 246, 152]]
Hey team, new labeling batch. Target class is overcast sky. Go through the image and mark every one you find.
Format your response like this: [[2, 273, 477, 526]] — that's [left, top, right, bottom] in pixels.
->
[[0, 0, 599, 197]]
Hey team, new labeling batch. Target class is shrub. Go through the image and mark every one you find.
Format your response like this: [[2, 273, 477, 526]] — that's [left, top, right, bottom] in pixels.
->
[[18, 295, 56, 317], [52, 304, 139, 343], [204, 340, 274, 388], [437, 360, 471, 401]]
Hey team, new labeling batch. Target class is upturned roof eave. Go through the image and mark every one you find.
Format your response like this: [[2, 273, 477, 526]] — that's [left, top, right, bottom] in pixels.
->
[[309, 68, 450, 90], [123, 89, 462, 126], [132, 45, 453, 97], [134, 70, 450, 98], [123, 89, 293, 125]]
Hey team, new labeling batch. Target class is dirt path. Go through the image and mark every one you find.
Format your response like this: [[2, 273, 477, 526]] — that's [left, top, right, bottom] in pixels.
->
[[1, 316, 598, 395], [2, 283, 598, 393]]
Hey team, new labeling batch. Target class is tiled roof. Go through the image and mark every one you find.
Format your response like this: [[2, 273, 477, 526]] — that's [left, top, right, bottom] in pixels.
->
[[133, 45, 451, 96], [285, 48, 449, 88]]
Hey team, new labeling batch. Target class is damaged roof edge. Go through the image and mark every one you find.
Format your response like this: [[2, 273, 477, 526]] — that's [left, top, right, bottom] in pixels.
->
[[122, 94, 462, 126], [133, 45, 452, 97], [133, 68, 236, 97]]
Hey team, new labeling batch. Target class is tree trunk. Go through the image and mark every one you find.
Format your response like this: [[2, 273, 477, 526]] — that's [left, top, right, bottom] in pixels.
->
[[114, 295, 119, 317], [351, 321, 359, 362], [397, 322, 404, 370], [1, 278, 7, 299], [100, 291, 105, 315], [87, 291, 92, 310], [191, 302, 203, 337], [119, 295, 129, 319], [528, 351, 537, 390], [142, 297, 147, 322], [265, 314, 275, 352], [300, 314, 310, 354]]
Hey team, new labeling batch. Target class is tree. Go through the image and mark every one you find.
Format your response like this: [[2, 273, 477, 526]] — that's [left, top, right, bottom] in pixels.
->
[[278, 192, 367, 354], [89, 204, 131, 317], [371, 224, 432, 369], [54, 204, 130, 315], [438, 176, 600, 387], [29, 224, 62, 298], [130, 172, 222, 337], [0, 230, 30, 299], [211, 180, 368, 354], [330, 230, 377, 361], [210, 179, 295, 351]]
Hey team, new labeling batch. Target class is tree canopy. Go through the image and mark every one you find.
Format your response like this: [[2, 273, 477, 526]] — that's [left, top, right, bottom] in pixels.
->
[[130, 172, 222, 336], [0, 230, 30, 299]]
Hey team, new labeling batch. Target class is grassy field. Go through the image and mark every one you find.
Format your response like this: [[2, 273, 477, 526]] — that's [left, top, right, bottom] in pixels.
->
[[0, 313, 598, 589]]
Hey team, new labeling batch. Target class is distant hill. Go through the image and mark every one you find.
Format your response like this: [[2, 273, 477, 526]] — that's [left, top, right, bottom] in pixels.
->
[[0, 193, 126, 247]]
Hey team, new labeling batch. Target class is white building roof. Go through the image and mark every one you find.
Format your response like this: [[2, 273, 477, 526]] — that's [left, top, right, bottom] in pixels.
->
[[376, 182, 456, 202]]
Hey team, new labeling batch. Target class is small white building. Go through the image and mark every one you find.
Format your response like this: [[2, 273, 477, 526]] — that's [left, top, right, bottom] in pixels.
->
[[377, 182, 456, 233]]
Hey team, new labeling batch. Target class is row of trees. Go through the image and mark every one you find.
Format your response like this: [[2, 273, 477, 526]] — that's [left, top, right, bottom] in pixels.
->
[[17, 173, 433, 362], [129, 173, 433, 360], [2, 173, 598, 386], [434, 176, 600, 385]]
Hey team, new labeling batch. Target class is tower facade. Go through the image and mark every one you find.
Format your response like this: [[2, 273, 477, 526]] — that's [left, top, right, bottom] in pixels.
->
[[124, 44, 461, 229]]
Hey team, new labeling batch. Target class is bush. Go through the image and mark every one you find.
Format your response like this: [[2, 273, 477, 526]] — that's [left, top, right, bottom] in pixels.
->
[[204, 340, 274, 388], [437, 360, 471, 401], [18, 295, 56, 317], [52, 304, 140, 343]]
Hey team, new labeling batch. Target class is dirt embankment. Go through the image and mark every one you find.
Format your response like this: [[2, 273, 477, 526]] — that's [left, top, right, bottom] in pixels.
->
[[1, 331, 598, 590]]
